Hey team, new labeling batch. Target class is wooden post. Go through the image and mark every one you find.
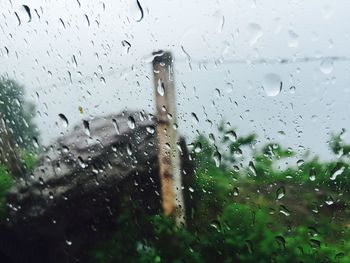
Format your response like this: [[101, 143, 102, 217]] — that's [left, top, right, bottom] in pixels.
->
[[152, 51, 186, 226]]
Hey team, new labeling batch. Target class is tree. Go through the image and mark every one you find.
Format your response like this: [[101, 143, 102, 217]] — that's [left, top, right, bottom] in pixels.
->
[[0, 76, 39, 150]]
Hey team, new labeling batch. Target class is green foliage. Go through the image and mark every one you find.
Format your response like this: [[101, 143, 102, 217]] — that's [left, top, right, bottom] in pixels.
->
[[0, 76, 39, 150], [20, 150, 38, 173], [0, 165, 13, 217], [89, 127, 350, 263], [0, 150, 37, 218], [0, 77, 40, 217]]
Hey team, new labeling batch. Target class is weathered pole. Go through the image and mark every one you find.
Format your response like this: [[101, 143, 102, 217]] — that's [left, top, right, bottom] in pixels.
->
[[152, 51, 186, 226]]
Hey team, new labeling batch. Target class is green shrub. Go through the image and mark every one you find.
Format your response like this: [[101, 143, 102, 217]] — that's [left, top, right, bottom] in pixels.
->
[[0, 165, 13, 217]]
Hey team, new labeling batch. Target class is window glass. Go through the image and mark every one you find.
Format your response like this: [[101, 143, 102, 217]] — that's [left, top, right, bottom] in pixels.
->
[[0, 1, 349, 262]]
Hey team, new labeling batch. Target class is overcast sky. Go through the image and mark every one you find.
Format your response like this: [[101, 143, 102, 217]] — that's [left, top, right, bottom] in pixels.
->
[[1, 0, 350, 161]]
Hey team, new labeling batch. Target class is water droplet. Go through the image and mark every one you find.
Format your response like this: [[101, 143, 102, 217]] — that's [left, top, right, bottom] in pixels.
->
[[39, 177, 44, 185], [245, 240, 254, 254], [146, 126, 155, 134], [14, 98, 21, 107], [14, 12, 21, 26], [65, 240, 72, 246], [330, 165, 345, 180], [122, 40, 131, 54], [135, 0, 144, 22], [277, 130, 286, 139], [181, 45, 191, 62], [62, 146, 69, 153], [32, 137, 39, 149], [279, 205, 290, 216], [288, 30, 298, 48], [320, 59, 333, 74], [262, 73, 282, 97], [309, 168, 316, 181], [55, 163, 62, 174], [194, 142, 202, 153], [58, 113, 69, 128], [335, 253, 345, 261], [224, 130, 237, 142], [297, 159, 304, 167], [310, 239, 321, 249], [322, 5, 334, 19], [191, 112, 199, 124], [213, 151, 221, 167], [72, 55, 78, 68], [157, 80, 165, 96], [127, 143, 132, 155], [210, 220, 221, 232], [275, 236, 286, 250], [84, 14, 90, 26], [234, 148, 243, 157], [83, 120, 90, 136], [215, 88, 221, 97], [276, 186, 285, 200], [233, 187, 239, 196], [233, 165, 240, 172], [325, 196, 334, 205], [308, 226, 319, 237], [59, 18, 66, 29], [249, 161, 257, 177], [22, 5, 32, 22], [289, 86, 296, 94], [128, 116, 136, 129], [209, 133, 215, 144], [164, 143, 171, 151], [78, 156, 86, 168], [247, 23, 262, 46], [4, 47, 9, 57], [112, 119, 120, 134]]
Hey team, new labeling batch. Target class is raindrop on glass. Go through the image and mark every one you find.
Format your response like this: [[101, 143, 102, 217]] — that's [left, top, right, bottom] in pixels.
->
[[146, 126, 155, 134], [83, 120, 90, 136], [191, 112, 199, 124], [289, 86, 296, 94], [309, 168, 316, 181], [157, 80, 165, 96], [262, 73, 282, 97], [249, 161, 257, 177], [213, 151, 221, 167], [320, 59, 333, 74], [135, 0, 144, 22], [275, 236, 286, 250], [194, 142, 202, 153], [128, 116, 136, 129], [247, 23, 262, 46], [276, 186, 285, 200], [330, 165, 345, 180], [21, 5, 32, 22], [58, 113, 69, 128], [279, 205, 290, 216], [288, 30, 299, 48], [224, 130, 237, 142]]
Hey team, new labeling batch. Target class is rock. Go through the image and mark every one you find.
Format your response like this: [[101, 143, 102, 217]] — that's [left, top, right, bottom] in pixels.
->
[[1, 111, 193, 263]]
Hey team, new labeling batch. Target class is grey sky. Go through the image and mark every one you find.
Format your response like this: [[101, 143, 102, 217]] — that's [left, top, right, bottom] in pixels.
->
[[1, 0, 350, 161]]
